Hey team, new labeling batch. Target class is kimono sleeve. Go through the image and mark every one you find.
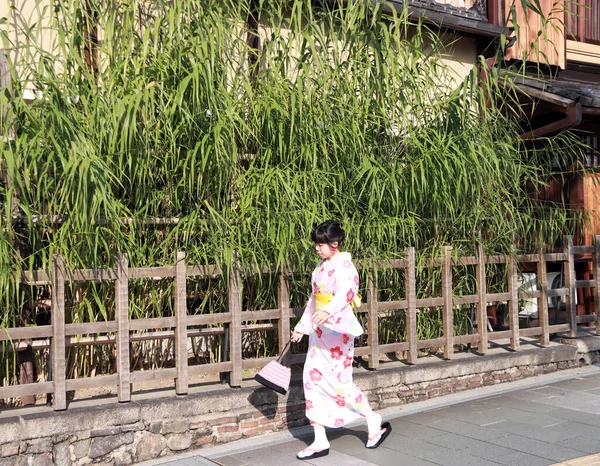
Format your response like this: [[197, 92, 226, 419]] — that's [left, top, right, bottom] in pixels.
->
[[293, 294, 314, 335]]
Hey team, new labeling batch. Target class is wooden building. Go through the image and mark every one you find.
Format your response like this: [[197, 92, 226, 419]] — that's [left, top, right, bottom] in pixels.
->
[[499, 0, 600, 317]]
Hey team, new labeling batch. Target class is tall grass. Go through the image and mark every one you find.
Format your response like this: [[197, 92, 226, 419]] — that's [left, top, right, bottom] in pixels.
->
[[0, 1, 589, 387]]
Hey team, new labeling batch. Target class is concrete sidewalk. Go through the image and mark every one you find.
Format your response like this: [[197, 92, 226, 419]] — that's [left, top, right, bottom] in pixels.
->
[[140, 364, 600, 466]]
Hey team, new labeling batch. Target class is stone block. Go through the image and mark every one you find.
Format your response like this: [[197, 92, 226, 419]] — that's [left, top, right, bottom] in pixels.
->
[[25, 438, 53, 454], [166, 433, 192, 451], [161, 420, 189, 434], [135, 432, 167, 462], [1, 405, 142, 444], [72, 438, 91, 460], [53, 441, 71, 466], [31, 452, 54, 466], [191, 427, 213, 439], [189, 419, 209, 430], [216, 431, 243, 443], [120, 422, 145, 433], [0, 443, 19, 457], [0, 455, 28, 466], [89, 432, 134, 459], [149, 422, 162, 434], [114, 451, 134, 466], [90, 427, 120, 438]]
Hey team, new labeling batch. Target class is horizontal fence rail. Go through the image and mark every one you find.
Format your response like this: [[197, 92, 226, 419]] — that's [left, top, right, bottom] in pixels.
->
[[2, 236, 600, 410]]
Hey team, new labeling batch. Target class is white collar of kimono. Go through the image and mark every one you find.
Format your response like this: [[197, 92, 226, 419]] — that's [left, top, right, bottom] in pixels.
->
[[321, 251, 352, 265]]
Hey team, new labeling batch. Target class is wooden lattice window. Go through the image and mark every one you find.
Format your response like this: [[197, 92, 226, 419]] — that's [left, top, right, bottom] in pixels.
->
[[566, 0, 600, 44]]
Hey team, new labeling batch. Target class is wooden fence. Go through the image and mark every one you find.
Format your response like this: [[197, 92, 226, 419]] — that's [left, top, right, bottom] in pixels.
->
[[1, 236, 599, 411]]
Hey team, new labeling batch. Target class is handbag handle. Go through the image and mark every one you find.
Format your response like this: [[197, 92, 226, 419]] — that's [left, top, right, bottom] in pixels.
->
[[277, 340, 294, 366]]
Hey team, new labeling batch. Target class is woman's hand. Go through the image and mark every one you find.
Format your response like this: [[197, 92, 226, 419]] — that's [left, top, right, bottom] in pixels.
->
[[291, 331, 304, 342], [312, 310, 330, 325]]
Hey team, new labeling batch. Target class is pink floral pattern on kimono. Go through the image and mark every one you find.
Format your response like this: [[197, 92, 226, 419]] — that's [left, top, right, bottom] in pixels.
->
[[294, 252, 373, 428]]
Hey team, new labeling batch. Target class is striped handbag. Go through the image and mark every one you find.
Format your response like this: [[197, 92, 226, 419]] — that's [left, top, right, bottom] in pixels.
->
[[254, 341, 292, 395]]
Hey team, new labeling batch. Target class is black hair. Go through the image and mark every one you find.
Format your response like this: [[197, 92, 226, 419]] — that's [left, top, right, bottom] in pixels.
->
[[311, 219, 345, 246]]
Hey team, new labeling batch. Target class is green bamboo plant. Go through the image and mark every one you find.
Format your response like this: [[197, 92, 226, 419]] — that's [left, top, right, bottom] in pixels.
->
[[0, 0, 590, 394]]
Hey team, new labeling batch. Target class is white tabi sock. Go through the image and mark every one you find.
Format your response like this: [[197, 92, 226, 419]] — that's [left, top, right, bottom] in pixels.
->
[[298, 424, 330, 457], [366, 412, 383, 447]]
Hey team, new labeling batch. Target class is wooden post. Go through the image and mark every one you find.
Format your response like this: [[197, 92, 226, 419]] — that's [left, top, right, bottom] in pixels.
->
[[595, 236, 600, 335], [228, 254, 242, 387], [174, 251, 188, 395], [406, 247, 418, 364], [476, 244, 488, 354], [277, 271, 290, 354], [442, 246, 453, 359], [565, 236, 577, 337], [508, 254, 520, 350], [537, 252, 550, 346], [51, 254, 67, 411], [367, 265, 379, 369], [115, 253, 131, 402]]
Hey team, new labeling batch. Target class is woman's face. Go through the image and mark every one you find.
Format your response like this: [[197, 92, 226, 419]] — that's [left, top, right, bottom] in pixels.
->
[[314, 242, 339, 260]]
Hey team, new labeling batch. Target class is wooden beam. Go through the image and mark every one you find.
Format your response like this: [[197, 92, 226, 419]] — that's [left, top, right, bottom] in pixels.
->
[[511, 83, 577, 108], [520, 103, 582, 139], [583, 107, 600, 116]]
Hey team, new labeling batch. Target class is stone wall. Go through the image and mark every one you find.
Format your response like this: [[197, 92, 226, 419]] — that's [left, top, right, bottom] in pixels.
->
[[0, 342, 589, 465]]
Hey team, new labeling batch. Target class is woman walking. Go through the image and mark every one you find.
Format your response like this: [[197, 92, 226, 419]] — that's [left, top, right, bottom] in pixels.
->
[[291, 219, 391, 460]]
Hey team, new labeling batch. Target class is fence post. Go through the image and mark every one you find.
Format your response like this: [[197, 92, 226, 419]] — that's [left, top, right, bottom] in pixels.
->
[[174, 251, 188, 395], [51, 254, 67, 411], [229, 254, 242, 387], [442, 246, 453, 359], [537, 252, 550, 346], [406, 247, 418, 364], [508, 254, 520, 350], [115, 253, 131, 402], [595, 236, 600, 335], [476, 244, 488, 354], [278, 271, 290, 354], [565, 236, 577, 337], [367, 264, 379, 369]]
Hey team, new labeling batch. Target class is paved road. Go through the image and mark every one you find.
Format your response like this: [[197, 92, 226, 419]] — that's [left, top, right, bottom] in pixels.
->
[[140, 364, 600, 466]]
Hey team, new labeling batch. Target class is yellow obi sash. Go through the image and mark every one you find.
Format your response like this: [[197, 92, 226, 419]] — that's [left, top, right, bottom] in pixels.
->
[[314, 292, 334, 311], [314, 292, 362, 312]]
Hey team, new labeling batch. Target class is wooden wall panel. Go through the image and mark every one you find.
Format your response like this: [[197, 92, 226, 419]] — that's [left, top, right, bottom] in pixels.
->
[[583, 173, 600, 245], [505, 0, 566, 69]]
